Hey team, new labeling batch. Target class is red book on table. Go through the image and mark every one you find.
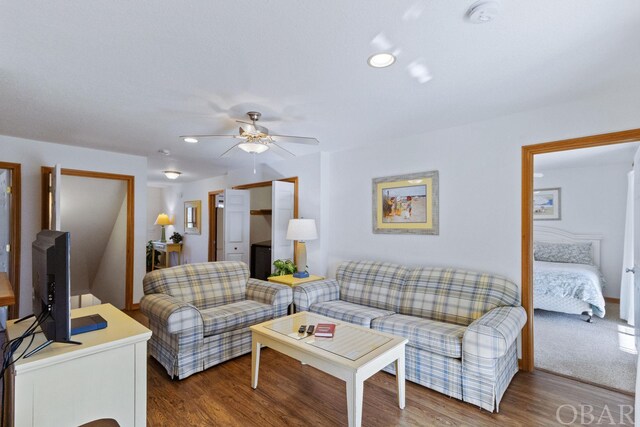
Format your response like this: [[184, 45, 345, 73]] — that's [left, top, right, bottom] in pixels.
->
[[314, 323, 336, 338]]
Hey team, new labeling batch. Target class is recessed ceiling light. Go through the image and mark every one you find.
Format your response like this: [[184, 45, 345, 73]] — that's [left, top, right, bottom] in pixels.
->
[[368, 52, 396, 68], [164, 171, 182, 180], [183, 137, 199, 143]]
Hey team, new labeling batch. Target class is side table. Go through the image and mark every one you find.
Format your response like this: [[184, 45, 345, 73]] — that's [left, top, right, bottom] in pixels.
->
[[267, 274, 325, 313], [152, 241, 182, 270]]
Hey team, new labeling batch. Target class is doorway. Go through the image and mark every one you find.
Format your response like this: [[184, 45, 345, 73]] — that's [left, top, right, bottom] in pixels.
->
[[0, 162, 21, 318], [41, 167, 135, 310], [208, 177, 299, 276], [521, 128, 640, 372]]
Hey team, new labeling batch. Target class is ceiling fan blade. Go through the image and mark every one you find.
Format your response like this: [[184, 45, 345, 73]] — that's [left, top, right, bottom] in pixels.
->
[[235, 120, 254, 126], [179, 134, 236, 139], [269, 134, 319, 145], [268, 142, 296, 158], [219, 142, 242, 158]]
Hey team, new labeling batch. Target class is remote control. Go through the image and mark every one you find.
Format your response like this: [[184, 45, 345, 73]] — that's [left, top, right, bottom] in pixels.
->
[[298, 325, 307, 334], [307, 325, 315, 335]]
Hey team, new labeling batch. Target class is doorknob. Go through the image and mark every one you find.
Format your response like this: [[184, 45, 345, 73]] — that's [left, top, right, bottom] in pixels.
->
[[626, 268, 635, 274]]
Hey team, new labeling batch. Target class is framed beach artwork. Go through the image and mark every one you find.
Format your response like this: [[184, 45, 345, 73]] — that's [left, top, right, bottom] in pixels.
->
[[533, 188, 561, 220], [372, 170, 439, 235]]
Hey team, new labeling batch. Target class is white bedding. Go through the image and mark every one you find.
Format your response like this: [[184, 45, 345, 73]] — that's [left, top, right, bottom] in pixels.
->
[[533, 261, 606, 318]]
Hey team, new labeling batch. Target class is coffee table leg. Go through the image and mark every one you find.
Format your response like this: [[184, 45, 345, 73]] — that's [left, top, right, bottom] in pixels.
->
[[396, 349, 406, 409], [251, 336, 260, 389], [346, 374, 363, 427]]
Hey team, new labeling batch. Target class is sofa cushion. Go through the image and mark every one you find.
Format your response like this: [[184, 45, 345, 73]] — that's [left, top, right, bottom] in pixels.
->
[[401, 268, 520, 326], [336, 261, 407, 312], [200, 300, 273, 336], [372, 314, 466, 358], [310, 300, 395, 328], [143, 261, 249, 310]]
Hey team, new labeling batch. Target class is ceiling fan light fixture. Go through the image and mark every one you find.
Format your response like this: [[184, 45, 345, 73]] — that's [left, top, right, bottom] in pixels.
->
[[183, 137, 199, 143], [238, 142, 269, 154], [368, 52, 396, 68], [164, 170, 182, 180]]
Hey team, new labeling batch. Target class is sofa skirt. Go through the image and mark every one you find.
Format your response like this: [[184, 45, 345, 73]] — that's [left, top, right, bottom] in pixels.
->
[[383, 345, 463, 400]]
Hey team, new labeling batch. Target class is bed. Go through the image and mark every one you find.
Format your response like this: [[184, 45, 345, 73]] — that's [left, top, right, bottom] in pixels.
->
[[533, 226, 606, 322]]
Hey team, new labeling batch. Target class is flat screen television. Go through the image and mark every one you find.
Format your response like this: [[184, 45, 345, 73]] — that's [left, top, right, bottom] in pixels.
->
[[25, 230, 78, 357]]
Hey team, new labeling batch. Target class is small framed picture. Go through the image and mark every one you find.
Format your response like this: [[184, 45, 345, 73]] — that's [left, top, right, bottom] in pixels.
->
[[533, 188, 561, 220], [372, 170, 439, 235]]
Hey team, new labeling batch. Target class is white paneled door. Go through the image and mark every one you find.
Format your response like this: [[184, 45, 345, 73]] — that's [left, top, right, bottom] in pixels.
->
[[223, 189, 250, 264], [271, 181, 295, 270]]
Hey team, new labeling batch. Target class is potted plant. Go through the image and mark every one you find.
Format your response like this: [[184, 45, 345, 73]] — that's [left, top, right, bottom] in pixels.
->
[[270, 259, 297, 277], [170, 232, 183, 244]]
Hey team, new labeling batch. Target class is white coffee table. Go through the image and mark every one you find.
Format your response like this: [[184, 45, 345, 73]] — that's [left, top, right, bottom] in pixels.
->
[[250, 311, 408, 427]]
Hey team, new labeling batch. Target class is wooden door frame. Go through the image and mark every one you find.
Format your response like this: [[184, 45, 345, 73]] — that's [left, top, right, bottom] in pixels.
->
[[207, 190, 223, 262], [521, 128, 640, 372], [41, 167, 136, 310], [0, 162, 21, 318], [208, 177, 299, 263]]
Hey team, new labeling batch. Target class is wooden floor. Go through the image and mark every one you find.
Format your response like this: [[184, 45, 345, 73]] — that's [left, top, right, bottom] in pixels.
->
[[126, 311, 635, 426]]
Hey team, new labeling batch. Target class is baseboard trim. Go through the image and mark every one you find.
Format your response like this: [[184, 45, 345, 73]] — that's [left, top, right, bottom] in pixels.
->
[[604, 297, 620, 304], [131, 303, 140, 310], [518, 358, 523, 370]]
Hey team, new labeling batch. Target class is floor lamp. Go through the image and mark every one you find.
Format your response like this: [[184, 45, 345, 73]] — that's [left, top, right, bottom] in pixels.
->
[[286, 219, 318, 278]]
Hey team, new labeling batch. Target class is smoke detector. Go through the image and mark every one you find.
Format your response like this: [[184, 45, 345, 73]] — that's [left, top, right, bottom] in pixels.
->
[[466, 1, 500, 23]]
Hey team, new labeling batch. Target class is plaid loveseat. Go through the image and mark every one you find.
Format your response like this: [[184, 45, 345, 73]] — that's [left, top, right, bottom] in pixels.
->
[[293, 260, 526, 412], [141, 261, 292, 379]]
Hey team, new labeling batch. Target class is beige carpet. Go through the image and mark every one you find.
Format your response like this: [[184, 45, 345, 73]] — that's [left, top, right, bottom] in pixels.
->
[[534, 303, 637, 393]]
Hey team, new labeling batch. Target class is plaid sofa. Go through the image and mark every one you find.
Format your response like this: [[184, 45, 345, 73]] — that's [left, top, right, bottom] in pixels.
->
[[141, 261, 292, 379], [293, 260, 526, 412]]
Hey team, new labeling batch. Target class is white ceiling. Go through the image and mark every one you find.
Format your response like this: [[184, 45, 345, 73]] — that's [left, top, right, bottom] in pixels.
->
[[2, 1, 640, 183], [535, 141, 640, 171]]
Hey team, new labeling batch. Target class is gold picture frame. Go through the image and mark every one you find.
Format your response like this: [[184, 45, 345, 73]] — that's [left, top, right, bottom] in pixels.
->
[[184, 200, 201, 235], [372, 170, 439, 235]]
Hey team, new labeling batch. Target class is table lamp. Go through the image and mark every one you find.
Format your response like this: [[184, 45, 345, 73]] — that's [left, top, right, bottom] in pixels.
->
[[155, 213, 172, 242], [286, 218, 318, 278]]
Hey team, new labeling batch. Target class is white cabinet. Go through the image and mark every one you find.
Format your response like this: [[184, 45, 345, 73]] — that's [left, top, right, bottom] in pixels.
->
[[4, 304, 151, 427]]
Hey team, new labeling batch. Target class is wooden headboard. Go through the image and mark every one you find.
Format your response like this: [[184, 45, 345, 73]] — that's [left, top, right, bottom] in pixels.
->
[[533, 226, 603, 267]]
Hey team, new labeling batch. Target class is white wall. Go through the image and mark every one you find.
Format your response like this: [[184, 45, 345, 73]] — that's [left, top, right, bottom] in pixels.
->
[[325, 88, 640, 287], [146, 186, 165, 243], [92, 193, 127, 308], [0, 135, 148, 315], [161, 152, 326, 274], [534, 163, 631, 298]]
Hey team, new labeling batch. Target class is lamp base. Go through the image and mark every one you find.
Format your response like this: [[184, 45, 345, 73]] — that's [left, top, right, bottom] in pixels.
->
[[160, 226, 167, 243], [293, 271, 309, 278]]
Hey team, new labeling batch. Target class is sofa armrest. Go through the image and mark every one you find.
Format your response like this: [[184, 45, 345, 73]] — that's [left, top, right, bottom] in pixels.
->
[[140, 293, 203, 334], [293, 279, 340, 312], [463, 305, 527, 359], [246, 278, 293, 317]]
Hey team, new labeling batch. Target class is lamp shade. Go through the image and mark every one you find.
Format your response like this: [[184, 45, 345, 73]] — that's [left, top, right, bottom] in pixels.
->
[[154, 213, 172, 226], [286, 219, 318, 241], [238, 142, 269, 154]]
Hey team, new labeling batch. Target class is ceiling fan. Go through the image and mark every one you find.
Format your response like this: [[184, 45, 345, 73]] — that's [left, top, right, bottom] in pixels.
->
[[180, 111, 319, 158]]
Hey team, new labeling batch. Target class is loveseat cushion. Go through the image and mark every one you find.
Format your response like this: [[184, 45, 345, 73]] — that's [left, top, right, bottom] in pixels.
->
[[143, 261, 249, 310], [336, 261, 407, 312], [400, 268, 520, 327], [310, 300, 395, 328], [372, 314, 465, 358], [200, 300, 273, 336]]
